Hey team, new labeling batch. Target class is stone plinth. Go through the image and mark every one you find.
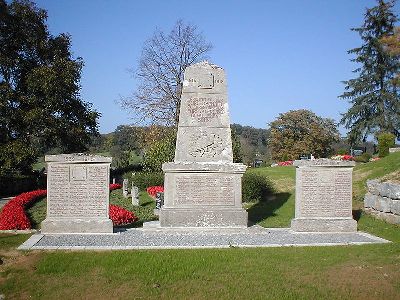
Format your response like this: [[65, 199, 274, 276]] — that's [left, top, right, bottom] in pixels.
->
[[159, 61, 248, 228], [41, 153, 113, 233], [161, 163, 247, 227], [291, 159, 357, 232]]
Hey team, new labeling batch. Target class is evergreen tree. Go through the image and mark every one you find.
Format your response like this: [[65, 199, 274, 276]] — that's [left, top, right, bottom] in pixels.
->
[[340, 0, 400, 143]]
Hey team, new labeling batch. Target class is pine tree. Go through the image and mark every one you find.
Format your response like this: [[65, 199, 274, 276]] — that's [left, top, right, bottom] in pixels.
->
[[340, 0, 400, 143]]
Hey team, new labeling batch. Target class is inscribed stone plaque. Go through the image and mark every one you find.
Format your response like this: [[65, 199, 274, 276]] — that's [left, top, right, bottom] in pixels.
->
[[41, 154, 113, 233], [173, 174, 235, 206], [291, 159, 357, 232]]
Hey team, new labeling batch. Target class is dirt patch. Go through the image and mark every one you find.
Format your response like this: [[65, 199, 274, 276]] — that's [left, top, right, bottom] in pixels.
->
[[273, 178, 295, 193], [381, 171, 400, 183], [0, 250, 42, 285], [353, 169, 373, 182], [305, 262, 400, 299]]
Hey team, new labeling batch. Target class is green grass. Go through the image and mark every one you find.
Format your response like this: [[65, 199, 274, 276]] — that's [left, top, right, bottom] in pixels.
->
[[352, 151, 400, 204], [246, 166, 296, 227], [1, 154, 400, 299]]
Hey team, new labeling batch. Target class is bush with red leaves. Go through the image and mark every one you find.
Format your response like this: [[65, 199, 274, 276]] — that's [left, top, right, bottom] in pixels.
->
[[109, 204, 138, 226], [0, 190, 47, 230], [277, 160, 293, 166], [146, 186, 164, 198], [109, 183, 122, 191]]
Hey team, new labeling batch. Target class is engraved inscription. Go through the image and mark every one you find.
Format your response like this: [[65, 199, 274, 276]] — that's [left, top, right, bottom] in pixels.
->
[[198, 73, 214, 89], [188, 133, 224, 158], [299, 168, 351, 218], [70, 165, 87, 181], [187, 97, 224, 123], [48, 163, 109, 218], [174, 175, 234, 206]]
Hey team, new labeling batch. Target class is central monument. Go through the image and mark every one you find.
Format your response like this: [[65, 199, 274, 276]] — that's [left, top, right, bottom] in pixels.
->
[[159, 61, 248, 227]]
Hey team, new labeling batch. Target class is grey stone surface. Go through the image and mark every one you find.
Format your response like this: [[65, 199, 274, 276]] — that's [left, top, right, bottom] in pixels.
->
[[364, 180, 400, 224], [122, 179, 129, 198], [291, 159, 356, 232], [391, 199, 400, 215], [19, 226, 389, 250], [293, 159, 355, 167], [378, 182, 400, 200], [365, 208, 400, 224], [374, 196, 391, 212], [45, 153, 112, 163], [41, 153, 113, 234], [366, 179, 380, 195], [159, 61, 247, 228], [131, 186, 139, 206], [291, 218, 357, 232], [364, 192, 377, 208], [389, 147, 400, 153]]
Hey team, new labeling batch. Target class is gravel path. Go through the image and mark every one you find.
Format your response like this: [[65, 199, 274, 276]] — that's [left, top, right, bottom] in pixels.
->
[[18, 224, 389, 250]]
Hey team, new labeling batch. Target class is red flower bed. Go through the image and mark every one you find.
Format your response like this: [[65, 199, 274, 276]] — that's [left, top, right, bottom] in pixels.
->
[[109, 204, 138, 226], [0, 190, 47, 230], [146, 186, 164, 198], [278, 160, 293, 166], [0, 183, 137, 230], [341, 155, 354, 161], [109, 183, 122, 191]]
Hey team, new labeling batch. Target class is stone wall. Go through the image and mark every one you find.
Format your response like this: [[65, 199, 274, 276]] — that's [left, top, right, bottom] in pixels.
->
[[364, 179, 400, 224]]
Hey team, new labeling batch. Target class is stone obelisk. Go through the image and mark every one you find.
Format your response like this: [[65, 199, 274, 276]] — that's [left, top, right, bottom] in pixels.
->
[[159, 61, 247, 227]]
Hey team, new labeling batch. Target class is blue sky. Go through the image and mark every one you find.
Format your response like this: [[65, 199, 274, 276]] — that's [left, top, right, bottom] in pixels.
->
[[35, 0, 399, 134]]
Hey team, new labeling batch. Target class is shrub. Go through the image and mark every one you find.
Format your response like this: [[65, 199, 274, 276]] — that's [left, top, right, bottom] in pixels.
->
[[109, 204, 138, 226], [130, 172, 164, 190], [142, 135, 176, 172], [378, 132, 395, 157], [146, 186, 164, 198], [0, 189, 47, 230], [242, 173, 274, 203], [337, 149, 348, 155], [353, 152, 372, 163]]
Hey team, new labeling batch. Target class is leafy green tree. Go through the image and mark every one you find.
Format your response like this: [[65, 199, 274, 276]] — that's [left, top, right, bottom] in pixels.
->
[[269, 110, 340, 161], [378, 132, 395, 157], [0, 0, 99, 175], [340, 0, 400, 143], [142, 134, 176, 172], [230, 126, 243, 163], [230, 123, 270, 164]]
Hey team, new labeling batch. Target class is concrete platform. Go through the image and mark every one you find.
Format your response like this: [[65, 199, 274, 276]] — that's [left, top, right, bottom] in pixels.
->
[[18, 223, 390, 250]]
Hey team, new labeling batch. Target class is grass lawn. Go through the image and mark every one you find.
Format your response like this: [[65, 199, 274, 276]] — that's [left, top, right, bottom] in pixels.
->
[[0, 153, 399, 299]]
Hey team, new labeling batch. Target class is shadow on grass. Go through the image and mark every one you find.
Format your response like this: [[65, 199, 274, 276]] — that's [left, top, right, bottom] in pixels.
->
[[352, 209, 362, 221], [247, 192, 291, 225]]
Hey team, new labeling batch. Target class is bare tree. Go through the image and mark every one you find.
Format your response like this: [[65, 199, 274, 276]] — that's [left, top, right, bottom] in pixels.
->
[[121, 20, 213, 126]]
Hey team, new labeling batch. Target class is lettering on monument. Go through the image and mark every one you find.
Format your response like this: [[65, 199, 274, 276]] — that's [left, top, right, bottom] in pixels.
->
[[187, 97, 225, 123], [197, 72, 214, 89], [188, 133, 224, 158], [48, 164, 108, 218], [174, 175, 235, 206], [299, 168, 351, 218]]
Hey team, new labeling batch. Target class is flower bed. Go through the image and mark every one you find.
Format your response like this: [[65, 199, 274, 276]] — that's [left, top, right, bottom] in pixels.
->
[[146, 186, 164, 198], [109, 204, 137, 226], [277, 160, 293, 166], [0, 190, 47, 230], [331, 154, 354, 161], [109, 183, 122, 191], [0, 183, 137, 230]]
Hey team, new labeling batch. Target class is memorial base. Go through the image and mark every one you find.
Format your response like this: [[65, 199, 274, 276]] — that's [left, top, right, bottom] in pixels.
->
[[159, 207, 248, 228], [291, 218, 357, 232], [41, 218, 113, 234]]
